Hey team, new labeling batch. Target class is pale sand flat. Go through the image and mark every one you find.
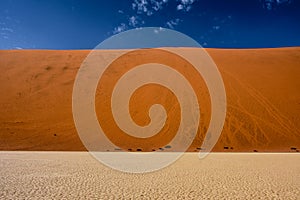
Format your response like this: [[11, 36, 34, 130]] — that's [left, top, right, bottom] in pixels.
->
[[0, 152, 299, 199]]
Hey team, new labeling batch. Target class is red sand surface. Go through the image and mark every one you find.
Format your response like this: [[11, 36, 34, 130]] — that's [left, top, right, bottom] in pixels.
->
[[0, 48, 299, 152]]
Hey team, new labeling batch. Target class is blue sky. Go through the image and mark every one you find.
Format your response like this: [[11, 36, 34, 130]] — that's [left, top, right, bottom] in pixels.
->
[[0, 0, 299, 49]]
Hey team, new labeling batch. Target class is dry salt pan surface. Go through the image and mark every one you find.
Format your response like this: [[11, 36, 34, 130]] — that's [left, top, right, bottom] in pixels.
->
[[0, 152, 299, 199]]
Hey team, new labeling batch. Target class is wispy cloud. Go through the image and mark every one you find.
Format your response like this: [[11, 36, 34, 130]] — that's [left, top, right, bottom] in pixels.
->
[[129, 16, 138, 27], [261, 0, 292, 10], [152, 0, 168, 11], [166, 18, 181, 29], [113, 0, 201, 35], [129, 15, 144, 27], [176, 4, 184, 10], [113, 23, 127, 34], [0, 27, 14, 40], [176, 0, 197, 12], [112, 15, 144, 34], [132, 0, 168, 16], [1, 27, 13, 32], [132, 0, 148, 14], [212, 25, 220, 30], [153, 27, 165, 34], [112, 0, 169, 34]]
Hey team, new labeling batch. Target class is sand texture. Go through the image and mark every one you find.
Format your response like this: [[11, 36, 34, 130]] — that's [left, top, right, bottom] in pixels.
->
[[0, 152, 299, 199], [0, 48, 299, 151]]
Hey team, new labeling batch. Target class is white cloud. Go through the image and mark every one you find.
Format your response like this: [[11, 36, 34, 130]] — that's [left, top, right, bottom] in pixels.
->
[[176, 0, 197, 12], [132, 0, 168, 16], [180, 0, 196, 5], [0, 27, 13, 39], [152, 0, 168, 11], [1, 27, 13, 32], [153, 27, 165, 34], [111, 0, 174, 36], [129, 16, 139, 27], [113, 23, 127, 34], [166, 18, 181, 29], [185, 5, 191, 12], [177, 4, 183, 10], [261, 0, 292, 10], [132, 0, 149, 14], [166, 22, 173, 29], [146, 10, 153, 16], [213, 25, 220, 30], [15, 47, 23, 50]]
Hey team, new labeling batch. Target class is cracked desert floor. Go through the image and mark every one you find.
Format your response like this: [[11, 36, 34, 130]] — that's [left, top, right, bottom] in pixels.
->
[[0, 152, 299, 199]]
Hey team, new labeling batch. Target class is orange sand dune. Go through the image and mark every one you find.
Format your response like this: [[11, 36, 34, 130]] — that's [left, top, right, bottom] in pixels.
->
[[0, 48, 299, 152]]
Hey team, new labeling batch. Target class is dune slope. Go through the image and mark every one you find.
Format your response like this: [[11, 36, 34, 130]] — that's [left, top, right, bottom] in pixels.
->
[[0, 48, 299, 152]]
